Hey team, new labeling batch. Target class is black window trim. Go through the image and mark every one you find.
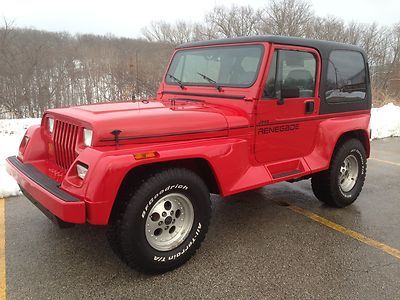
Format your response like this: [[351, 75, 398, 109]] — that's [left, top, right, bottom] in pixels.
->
[[261, 48, 318, 100], [165, 44, 265, 89], [325, 49, 368, 104]]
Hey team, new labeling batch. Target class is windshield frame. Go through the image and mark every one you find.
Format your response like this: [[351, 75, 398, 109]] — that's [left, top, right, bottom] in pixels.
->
[[164, 44, 265, 89]]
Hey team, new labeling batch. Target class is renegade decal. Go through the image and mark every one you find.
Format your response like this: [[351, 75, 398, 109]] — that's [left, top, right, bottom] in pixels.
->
[[257, 123, 300, 135]]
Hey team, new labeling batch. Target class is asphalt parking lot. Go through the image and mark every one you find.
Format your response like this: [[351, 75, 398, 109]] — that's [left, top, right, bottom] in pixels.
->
[[2, 138, 400, 299]]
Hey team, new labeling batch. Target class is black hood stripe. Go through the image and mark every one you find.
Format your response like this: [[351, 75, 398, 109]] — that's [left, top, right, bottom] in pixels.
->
[[99, 125, 249, 142]]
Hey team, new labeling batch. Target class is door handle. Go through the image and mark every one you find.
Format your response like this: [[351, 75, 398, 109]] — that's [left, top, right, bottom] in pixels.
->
[[305, 100, 315, 114]]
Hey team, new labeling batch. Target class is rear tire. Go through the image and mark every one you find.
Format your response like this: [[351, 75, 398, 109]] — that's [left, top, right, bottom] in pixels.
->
[[311, 139, 367, 207], [108, 168, 211, 274]]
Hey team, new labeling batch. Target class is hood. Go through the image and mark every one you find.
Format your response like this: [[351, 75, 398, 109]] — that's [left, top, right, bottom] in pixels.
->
[[46, 100, 243, 145]]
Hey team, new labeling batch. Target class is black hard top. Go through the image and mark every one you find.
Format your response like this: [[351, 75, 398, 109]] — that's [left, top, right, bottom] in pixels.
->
[[177, 35, 365, 55], [177, 35, 371, 115]]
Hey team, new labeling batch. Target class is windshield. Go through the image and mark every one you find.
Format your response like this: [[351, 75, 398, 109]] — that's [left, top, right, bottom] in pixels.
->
[[166, 45, 264, 88]]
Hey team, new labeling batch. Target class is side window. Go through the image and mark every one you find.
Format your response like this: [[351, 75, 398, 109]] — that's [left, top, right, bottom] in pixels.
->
[[263, 49, 317, 99], [263, 52, 278, 98], [326, 50, 367, 102]]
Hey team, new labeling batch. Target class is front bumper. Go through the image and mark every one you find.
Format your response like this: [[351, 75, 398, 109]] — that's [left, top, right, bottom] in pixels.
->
[[6, 156, 86, 224]]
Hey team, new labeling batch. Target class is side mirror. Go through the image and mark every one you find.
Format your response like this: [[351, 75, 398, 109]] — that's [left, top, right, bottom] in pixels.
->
[[277, 87, 300, 105]]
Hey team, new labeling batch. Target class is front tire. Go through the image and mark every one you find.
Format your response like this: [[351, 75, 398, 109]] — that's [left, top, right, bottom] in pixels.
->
[[108, 168, 211, 274], [311, 139, 367, 207]]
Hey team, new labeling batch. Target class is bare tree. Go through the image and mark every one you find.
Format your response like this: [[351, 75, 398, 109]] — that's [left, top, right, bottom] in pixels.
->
[[259, 0, 314, 37], [205, 5, 262, 38], [2, 1, 400, 119], [141, 21, 172, 43], [309, 16, 346, 41], [0, 22, 174, 118], [141, 21, 198, 45]]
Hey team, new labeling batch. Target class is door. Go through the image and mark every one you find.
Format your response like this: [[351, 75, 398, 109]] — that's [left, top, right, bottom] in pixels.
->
[[255, 45, 321, 165]]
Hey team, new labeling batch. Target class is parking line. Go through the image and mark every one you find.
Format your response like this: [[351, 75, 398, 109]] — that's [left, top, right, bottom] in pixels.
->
[[0, 198, 5, 300], [286, 204, 400, 260], [369, 157, 400, 167]]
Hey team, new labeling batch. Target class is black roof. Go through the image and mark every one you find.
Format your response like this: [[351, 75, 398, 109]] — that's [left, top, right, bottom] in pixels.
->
[[177, 35, 365, 55]]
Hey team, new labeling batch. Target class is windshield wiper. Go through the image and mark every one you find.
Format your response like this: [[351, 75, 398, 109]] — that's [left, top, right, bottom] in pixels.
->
[[197, 72, 222, 92], [167, 73, 185, 89]]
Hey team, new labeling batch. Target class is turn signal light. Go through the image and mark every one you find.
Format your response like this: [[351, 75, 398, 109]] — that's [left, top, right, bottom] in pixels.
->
[[76, 163, 89, 180], [20, 135, 29, 149], [134, 151, 159, 160], [19, 135, 29, 154]]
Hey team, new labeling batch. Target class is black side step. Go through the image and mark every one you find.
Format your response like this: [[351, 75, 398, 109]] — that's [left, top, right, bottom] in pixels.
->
[[272, 169, 302, 179]]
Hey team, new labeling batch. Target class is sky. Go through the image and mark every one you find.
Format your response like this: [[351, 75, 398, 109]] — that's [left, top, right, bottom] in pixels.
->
[[0, 0, 399, 38]]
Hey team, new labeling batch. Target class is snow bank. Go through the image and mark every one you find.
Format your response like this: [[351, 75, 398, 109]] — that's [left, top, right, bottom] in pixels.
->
[[371, 103, 400, 139], [0, 103, 400, 198], [0, 118, 40, 198]]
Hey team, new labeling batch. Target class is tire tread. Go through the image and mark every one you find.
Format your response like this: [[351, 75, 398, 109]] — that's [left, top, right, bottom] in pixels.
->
[[109, 168, 211, 274], [311, 138, 367, 207]]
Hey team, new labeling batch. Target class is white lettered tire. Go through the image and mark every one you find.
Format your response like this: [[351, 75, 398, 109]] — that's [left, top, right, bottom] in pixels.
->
[[111, 168, 211, 274], [311, 138, 367, 207]]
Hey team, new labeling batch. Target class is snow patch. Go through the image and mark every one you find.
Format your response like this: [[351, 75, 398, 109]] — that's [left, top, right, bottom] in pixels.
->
[[1, 103, 400, 198], [0, 119, 40, 198], [371, 103, 400, 139]]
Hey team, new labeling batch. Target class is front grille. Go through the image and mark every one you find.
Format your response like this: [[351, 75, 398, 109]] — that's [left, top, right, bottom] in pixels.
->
[[53, 120, 79, 170]]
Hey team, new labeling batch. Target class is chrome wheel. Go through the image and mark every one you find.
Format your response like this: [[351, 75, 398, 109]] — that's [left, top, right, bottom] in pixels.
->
[[145, 193, 194, 251], [339, 154, 359, 192]]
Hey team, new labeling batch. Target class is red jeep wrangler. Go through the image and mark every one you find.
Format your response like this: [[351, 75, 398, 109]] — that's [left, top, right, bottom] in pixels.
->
[[6, 36, 371, 274]]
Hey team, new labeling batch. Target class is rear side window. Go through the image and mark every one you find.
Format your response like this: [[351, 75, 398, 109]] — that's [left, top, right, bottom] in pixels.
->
[[326, 50, 367, 102], [263, 49, 317, 99]]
